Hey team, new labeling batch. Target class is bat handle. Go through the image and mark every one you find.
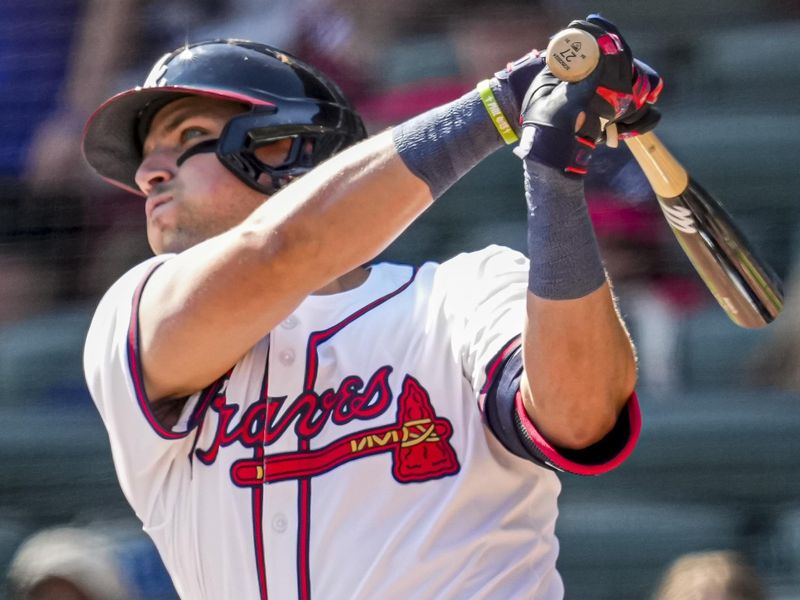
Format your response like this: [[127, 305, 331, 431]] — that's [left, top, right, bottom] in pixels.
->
[[624, 132, 689, 198], [545, 31, 689, 197]]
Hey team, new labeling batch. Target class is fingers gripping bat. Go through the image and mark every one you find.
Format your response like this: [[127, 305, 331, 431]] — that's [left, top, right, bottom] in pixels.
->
[[545, 28, 784, 328]]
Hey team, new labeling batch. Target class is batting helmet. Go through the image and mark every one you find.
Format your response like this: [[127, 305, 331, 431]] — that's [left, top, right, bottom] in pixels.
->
[[82, 39, 367, 195]]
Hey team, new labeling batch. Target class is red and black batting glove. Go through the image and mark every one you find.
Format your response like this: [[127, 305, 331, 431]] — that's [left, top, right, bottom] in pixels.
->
[[516, 14, 663, 176], [616, 58, 663, 140]]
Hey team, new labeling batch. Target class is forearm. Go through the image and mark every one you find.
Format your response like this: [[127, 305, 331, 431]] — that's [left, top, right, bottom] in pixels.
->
[[243, 130, 433, 290], [520, 161, 636, 449], [272, 82, 515, 274]]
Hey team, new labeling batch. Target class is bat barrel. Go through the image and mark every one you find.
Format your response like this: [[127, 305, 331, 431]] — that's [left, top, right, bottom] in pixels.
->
[[658, 179, 784, 328], [545, 28, 601, 82], [627, 133, 783, 328]]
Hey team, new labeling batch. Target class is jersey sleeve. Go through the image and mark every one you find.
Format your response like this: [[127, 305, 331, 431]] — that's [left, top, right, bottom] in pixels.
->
[[437, 245, 530, 394], [83, 256, 214, 523]]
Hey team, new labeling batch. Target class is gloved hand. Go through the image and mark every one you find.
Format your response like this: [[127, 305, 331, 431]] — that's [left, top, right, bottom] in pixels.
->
[[516, 14, 663, 176], [490, 50, 548, 136], [615, 58, 663, 140]]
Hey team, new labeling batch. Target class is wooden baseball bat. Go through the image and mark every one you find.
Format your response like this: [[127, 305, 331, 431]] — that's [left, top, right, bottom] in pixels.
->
[[545, 29, 784, 328]]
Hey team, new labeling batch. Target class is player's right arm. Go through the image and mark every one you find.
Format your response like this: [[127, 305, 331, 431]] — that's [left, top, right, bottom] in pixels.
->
[[135, 50, 548, 407], [138, 130, 433, 404]]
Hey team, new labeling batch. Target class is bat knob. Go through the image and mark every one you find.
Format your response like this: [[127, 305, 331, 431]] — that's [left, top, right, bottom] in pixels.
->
[[545, 28, 600, 82]]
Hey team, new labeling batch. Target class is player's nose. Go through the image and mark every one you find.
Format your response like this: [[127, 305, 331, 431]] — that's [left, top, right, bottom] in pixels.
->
[[135, 150, 176, 195]]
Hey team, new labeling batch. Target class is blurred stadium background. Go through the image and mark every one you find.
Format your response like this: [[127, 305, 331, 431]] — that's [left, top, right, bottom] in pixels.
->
[[1, 0, 799, 598]]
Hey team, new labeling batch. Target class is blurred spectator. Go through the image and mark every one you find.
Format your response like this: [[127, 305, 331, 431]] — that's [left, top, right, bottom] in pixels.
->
[[750, 256, 800, 390], [359, 1, 558, 127], [0, 1, 83, 181], [0, 1, 141, 316], [651, 550, 766, 600], [6, 527, 132, 600], [189, 0, 396, 109], [448, 0, 556, 83], [10, 0, 180, 195], [24, 0, 225, 197], [0, 243, 59, 324], [16, 0, 225, 307]]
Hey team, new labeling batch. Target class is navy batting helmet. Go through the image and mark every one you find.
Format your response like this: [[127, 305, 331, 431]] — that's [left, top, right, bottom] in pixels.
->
[[82, 39, 367, 195]]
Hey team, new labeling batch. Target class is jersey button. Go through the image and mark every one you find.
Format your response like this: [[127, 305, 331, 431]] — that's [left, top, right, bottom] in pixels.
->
[[272, 513, 288, 533], [281, 315, 298, 330], [278, 349, 295, 366]]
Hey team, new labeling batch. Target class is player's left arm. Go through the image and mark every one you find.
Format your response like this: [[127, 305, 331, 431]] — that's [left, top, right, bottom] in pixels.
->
[[516, 15, 660, 450]]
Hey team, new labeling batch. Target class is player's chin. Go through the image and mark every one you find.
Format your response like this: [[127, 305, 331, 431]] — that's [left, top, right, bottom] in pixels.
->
[[147, 226, 193, 256]]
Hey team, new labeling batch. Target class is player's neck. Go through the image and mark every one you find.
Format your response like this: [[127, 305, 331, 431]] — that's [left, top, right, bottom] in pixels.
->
[[313, 266, 370, 296]]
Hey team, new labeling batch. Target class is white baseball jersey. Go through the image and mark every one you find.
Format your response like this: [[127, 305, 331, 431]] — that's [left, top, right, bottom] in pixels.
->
[[84, 245, 639, 600]]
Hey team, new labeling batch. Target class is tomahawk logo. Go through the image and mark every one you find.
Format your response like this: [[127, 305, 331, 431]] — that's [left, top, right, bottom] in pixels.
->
[[196, 368, 461, 486], [195, 268, 461, 487], [658, 200, 697, 234], [142, 53, 170, 88]]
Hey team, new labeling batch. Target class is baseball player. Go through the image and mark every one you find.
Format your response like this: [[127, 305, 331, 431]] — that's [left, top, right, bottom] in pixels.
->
[[82, 15, 660, 600]]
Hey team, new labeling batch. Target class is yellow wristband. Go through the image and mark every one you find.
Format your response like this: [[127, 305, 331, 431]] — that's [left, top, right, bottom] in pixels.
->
[[476, 79, 519, 144]]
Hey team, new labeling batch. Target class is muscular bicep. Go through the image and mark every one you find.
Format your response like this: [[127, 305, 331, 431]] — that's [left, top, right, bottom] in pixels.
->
[[139, 131, 433, 402], [137, 235, 305, 401]]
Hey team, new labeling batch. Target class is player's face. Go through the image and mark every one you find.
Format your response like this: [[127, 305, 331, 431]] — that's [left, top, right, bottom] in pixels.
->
[[135, 96, 293, 255]]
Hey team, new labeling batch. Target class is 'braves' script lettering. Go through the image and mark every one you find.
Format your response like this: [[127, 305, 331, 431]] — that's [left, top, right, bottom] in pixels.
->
[[195, 366, 393, 465]]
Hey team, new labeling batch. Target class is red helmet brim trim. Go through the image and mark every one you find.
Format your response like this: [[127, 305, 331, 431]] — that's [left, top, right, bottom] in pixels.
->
[[82, 85, 275, 195]]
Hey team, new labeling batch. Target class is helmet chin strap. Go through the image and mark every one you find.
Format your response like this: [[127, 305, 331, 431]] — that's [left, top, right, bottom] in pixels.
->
[[176, 138, 289, 195]]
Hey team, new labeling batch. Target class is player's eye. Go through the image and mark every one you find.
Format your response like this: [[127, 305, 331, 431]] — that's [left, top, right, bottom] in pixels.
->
[[179, 126, 209, 145]]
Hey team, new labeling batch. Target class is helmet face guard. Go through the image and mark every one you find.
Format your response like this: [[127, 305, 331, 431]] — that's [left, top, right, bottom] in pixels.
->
[[214, 100, 362, 194], [82, 39, 367, 196]]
